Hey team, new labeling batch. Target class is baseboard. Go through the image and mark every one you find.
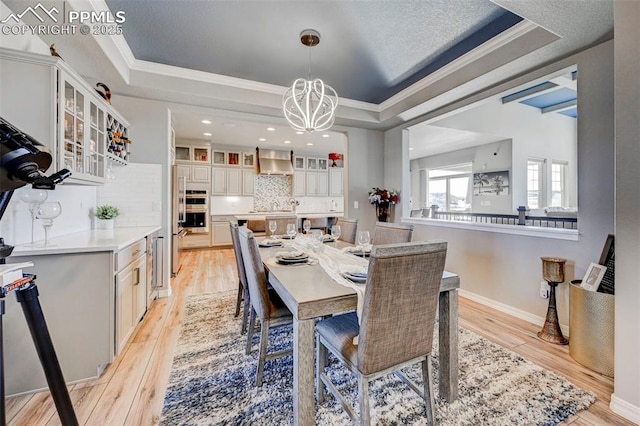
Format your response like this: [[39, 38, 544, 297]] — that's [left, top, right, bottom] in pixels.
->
[[610, 394, 640, 424], [158, 287, 172, 298], [459, 289, 570, 336]]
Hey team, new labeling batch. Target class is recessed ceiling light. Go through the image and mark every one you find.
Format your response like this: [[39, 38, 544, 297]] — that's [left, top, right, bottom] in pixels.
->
[[259, 138, 266, 142], [322, 134, 330, 138], [267, 127, 276, 131], [201, 120, 211, 124], [306, 142, 314, 146], [284, 140, 292, 144], [296, 131, 304, 135], [203, 132, 212, 136]]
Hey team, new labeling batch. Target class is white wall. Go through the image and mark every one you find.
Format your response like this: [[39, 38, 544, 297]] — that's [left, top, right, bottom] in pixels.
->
[[612, 1, 640, 422]]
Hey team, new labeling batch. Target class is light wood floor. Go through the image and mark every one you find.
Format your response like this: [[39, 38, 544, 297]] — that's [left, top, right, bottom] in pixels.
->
[[5, 248, 633, 425]]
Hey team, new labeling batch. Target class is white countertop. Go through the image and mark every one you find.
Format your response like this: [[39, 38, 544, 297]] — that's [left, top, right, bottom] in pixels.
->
[[232, 211, 344, 221], [10, 226, 161, 257]]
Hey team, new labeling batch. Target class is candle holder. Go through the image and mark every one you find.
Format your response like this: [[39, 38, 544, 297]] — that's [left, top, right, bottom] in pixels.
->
[[538, 257, 569, 345]]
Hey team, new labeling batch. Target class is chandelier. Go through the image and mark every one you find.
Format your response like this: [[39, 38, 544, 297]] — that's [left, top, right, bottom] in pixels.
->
[[283, 29, 338, 132]]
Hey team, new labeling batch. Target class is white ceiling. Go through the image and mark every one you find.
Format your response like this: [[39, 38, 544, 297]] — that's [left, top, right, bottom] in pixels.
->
[[0, 0, 613, 157]]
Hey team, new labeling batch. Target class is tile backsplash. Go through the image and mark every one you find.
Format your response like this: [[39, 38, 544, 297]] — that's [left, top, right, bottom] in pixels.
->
[[253, 175, 292, 211]]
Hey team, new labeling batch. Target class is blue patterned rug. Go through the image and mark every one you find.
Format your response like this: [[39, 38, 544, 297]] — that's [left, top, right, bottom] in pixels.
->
[[160, 291, 595, 425]]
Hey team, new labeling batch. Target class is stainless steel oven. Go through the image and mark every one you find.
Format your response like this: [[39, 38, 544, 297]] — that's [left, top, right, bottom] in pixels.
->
[[185, 190, 209, 233]]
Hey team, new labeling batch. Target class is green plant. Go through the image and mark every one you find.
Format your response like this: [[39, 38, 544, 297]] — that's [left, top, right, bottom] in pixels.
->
[[95, 204, 120, 220]]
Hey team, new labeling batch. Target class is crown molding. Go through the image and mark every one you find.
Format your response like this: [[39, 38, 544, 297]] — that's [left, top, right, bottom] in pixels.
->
[[379, 20, 540, 112]]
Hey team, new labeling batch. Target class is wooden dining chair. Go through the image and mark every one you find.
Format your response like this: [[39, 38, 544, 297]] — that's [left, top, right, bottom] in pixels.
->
[[315, 241, 447, 425], [238, 227, 293, 387], [264, 214, 298, 236], [229, 222, 251, 334], [335, 217, 358, 244], [372, 222, 413, 244]]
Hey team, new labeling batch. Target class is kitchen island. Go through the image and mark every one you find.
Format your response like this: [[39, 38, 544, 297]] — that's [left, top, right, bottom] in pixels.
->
[[5, 226, 160, 395]]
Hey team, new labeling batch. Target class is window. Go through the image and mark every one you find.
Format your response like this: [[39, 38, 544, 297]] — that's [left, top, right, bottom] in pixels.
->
[[427, 163, 472, 212], [551, 161, 568, 207], [527, 159, 545, 208]]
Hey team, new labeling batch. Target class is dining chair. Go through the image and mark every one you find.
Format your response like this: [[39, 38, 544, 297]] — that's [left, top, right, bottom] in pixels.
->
[[238, 226, 293, 387], [410, 209, 423, 217], [334, 217, 358, 244], [265, 214, 298, 236], [372, 222, 413, 244], [229, 222, 251, 334], [421, 208, 431, 218], [316, 241, 447, 425]]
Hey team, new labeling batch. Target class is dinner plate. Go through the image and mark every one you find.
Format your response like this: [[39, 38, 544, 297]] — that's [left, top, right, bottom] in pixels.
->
[[276, 256, 309, 265], [259, 241, 283, 247], [280, 235, 296, 239], [344, 272, 367, 283], [322, 236, 335, 243], [349, 250, 370, 257]]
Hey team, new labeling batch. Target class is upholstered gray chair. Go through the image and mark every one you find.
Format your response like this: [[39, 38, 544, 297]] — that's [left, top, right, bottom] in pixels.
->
[[316, 241, 447, 425], [410, 209, 423, 217], [372, 222, 413, 244], [264, 214, 298, 237], [238, 227, 293, 387], [334, 217, 358, 244], [229, 222, 251, 334]]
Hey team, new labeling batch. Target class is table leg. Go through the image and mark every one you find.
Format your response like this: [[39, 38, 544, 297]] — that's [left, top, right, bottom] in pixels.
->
[[438, 289, 459, 402], [293, 318, 315, 426]]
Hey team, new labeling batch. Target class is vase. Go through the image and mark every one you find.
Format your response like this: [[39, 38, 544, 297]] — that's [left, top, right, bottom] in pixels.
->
[[97, 218, 114, 229], [376, 202, 390, 222]]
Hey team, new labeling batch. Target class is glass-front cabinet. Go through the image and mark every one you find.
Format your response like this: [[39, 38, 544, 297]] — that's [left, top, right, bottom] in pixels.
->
[[59, 70, 129, 183]]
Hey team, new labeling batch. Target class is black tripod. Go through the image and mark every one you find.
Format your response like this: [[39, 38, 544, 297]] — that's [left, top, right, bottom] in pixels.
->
[[0, 194, 78, 425]]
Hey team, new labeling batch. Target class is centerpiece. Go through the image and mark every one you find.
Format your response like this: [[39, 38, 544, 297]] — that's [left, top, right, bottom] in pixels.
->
[[95, 204, 120, 229], [368, 187, 399, 222]]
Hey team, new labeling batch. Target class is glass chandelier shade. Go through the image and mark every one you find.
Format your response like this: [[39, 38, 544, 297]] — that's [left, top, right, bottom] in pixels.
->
[[283, 29, 338, 132]]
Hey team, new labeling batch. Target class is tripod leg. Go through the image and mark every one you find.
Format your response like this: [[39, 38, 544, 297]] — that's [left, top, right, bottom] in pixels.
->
[[0, 299, 5, 426], [15, 283, 78, 426]]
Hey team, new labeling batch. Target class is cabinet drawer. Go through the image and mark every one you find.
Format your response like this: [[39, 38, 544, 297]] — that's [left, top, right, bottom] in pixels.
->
[[115, 239, 146, 272]]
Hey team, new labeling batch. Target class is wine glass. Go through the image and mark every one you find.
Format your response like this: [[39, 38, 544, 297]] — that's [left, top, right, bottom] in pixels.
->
[[303, 219, 311, 235], [19, 188, 49, 245], [286, 223, 297, 240], [35, 202, 62, 247], [331, 225, 341, 248], [269, 220, 277, 238], [357, 230, 370, 258]]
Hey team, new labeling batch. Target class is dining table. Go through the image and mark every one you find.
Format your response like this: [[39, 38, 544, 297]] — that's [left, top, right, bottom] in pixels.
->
[[257, 236, 460, 426]]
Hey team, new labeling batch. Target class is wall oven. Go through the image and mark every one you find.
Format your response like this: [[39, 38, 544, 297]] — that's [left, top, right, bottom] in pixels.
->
[[185, 190, 209, 233]]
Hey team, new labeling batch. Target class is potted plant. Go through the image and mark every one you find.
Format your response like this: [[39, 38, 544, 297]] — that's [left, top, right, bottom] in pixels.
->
[[95, 204, 119, 229]]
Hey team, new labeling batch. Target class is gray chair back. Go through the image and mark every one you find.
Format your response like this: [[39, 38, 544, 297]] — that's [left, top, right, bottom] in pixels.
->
[[358, 241, 447, 375], [229, 222, 248, 290], [410, 209, 422, 217], [372, 222, 413, 244], [265, 215, 298, 236], [335, 217, 358, 244], [247, 219, 266, 233], [238, 227, 271, 320]]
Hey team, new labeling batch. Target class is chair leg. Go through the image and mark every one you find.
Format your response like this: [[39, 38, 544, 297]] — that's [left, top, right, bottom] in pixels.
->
[[422, 355, 435, 425], [255, 319, 270, 387], [240, 287, 250, 334], [358, 375, 371, 426], [316, 335, 328, 403], [245, 308, 256, 355], [234, 280, 243, 317]]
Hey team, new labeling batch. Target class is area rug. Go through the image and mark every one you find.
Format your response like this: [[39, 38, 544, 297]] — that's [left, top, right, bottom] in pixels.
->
[[160, 291, 595, 425]]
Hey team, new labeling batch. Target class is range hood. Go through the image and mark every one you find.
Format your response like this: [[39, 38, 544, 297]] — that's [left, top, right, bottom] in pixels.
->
[[256, 148, 294, 175]]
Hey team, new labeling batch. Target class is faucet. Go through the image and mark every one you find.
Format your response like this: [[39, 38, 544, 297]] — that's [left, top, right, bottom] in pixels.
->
[[289, 197, 299, 213]]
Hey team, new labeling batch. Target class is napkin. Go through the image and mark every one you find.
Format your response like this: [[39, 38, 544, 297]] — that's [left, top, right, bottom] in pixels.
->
[[274, 250, 305, 259], [260, 238, 282, 245], [342, 245, 371, 254]]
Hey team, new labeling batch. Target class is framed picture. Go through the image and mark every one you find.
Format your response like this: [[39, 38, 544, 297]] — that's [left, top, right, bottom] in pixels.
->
[[473, 170, 510, 196], [581, 262, 607, 292]]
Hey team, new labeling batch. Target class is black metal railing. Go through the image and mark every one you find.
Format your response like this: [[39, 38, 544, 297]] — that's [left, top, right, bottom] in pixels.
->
[[427, 209, 577, 230]]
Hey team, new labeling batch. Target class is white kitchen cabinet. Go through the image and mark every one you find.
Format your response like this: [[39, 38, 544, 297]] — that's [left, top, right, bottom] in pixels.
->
[[329, 168, 344, 196], [175, 145, 210, 163], [294, 156, 306, 170], [227, 168, 242, 195], [115, 239, 147, 355], [294, 171, 306, 196], [212, 167, 227, 194], [191, 164, 211, 183], [0, 49, 129, 185], [243, 169, 256, 195], [212, 220, 233, 246], [177, 164, 191, 180], [307, 171, 328, 196], [212, 166, 242, 195]]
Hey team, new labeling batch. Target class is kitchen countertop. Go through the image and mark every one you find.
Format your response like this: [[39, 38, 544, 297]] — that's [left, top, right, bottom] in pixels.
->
[[10, 226, 161, 257], [232, 211, 344, 221]]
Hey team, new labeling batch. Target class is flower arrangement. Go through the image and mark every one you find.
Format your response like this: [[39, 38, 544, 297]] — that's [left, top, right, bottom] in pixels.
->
[[95, 204, 120, 220], [368, 187, 399, 205]]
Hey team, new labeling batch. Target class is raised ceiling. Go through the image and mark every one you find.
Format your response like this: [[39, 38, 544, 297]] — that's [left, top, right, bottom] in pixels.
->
[[104, 0, 521, 104]]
